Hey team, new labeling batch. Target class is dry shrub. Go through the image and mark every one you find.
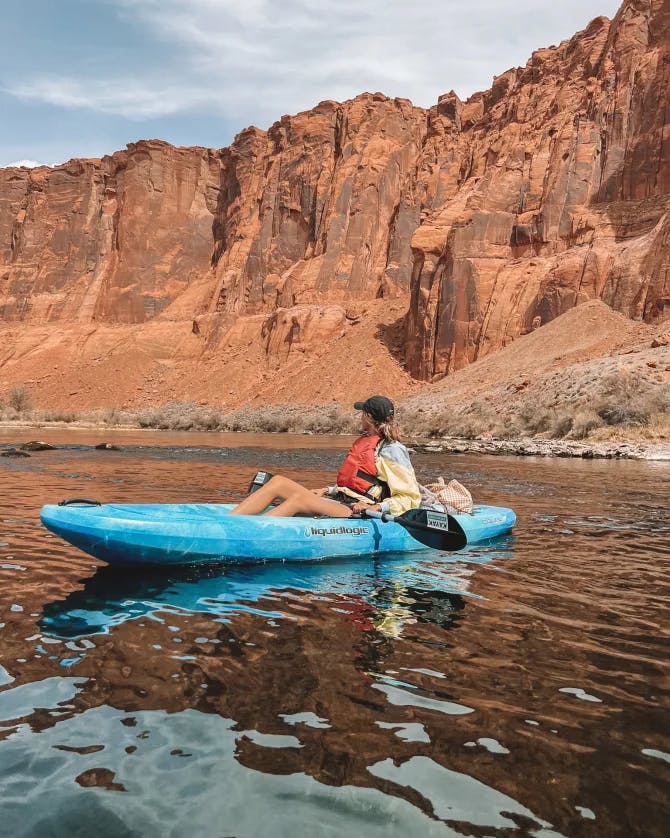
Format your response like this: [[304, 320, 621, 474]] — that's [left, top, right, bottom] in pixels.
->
[[103, 407, 122, 426], [401, 402, 503, 439], [403, 407, 459, 438], [198, 410, 225, 431], [517, 404, 556, 435], [448, 402, 497, 439], [492, 416, 524, 439], [135, 402, 359, 434], [218, 404, 357, 435], [654, 382, 670, 413], [8, 386, 32, 413], [492, 371, 670, 440], [42, 409, 78, 423], [597, 404, 649, 426], [303, 406, 355, 434], [592, 372, 666, 427], [92, 407, 136, 427], [568, 409, 604, 439], [547, 412, 574, 438], [138, 402, 224, 431]]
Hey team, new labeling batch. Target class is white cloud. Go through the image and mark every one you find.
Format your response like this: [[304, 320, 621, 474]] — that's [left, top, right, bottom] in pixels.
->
[[6, 0, 623, 126], [8, 77, 210, 120], [6, 159, 46, 168]]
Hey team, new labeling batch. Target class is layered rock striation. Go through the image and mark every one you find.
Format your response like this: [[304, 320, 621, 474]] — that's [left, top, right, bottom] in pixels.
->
[[0, 0, 668, 404]]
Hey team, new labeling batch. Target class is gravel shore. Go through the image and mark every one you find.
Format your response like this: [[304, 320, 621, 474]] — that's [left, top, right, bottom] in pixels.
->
[[413, 437, 670, 460]]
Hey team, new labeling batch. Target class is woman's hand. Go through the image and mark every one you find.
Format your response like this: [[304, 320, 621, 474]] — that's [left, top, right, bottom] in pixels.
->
[[351, 501, 381, 515], [311, 487, 329, 496]]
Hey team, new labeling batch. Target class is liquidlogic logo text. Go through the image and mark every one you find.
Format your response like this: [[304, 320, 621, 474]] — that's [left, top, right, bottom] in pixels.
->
[[304, 525, 369, 537]]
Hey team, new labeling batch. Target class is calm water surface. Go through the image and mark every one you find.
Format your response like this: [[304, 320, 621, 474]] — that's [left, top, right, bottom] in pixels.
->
[[0, 428, 668, 837]]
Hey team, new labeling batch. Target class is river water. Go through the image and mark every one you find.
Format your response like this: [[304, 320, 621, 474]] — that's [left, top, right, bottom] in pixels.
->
[[0, 428, 668, 837]]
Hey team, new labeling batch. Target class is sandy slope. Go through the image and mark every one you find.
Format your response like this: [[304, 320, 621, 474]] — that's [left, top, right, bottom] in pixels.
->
[[401, 300, 669, 438], [0, 299, 667, 428], [0, 299, 420, 411]]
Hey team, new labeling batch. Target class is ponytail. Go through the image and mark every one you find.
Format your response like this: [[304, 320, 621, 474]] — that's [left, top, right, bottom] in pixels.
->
[[374, 417, 401, 442]]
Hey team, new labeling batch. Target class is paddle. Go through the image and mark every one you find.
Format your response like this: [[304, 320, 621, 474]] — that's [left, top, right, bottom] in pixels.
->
[[360, 508, 467, 551]]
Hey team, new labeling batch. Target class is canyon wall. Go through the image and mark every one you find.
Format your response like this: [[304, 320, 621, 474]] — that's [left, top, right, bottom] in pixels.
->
[[405, 0, 670, 378], [0, 142, 223, 324], [0, 0, 668, 401]]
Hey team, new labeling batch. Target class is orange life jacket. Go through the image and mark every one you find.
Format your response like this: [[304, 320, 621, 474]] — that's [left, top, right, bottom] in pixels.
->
[[336, 434, 388, 498]]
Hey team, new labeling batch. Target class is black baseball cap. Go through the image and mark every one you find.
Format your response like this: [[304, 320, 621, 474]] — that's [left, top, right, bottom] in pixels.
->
[[353, 395, 395, 422]]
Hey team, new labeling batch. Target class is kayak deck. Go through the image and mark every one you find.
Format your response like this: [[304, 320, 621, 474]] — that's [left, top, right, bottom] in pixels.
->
[[41, 502, 516, 566]]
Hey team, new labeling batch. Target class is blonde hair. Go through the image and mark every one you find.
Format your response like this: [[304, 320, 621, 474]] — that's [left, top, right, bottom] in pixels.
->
[[371, 417, 401, 442]]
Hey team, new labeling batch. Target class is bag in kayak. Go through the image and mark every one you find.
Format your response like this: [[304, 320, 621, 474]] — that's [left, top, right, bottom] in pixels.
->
[[420, 477, 473, 515]]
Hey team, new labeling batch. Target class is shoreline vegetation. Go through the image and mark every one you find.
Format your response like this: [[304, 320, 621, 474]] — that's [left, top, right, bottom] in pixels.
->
[[1, 374, 668, 460]]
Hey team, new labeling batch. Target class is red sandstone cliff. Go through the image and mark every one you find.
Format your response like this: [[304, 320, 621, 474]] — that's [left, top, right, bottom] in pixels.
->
[[0, 0, 668, 409], [406, 0, 670, 378], [0, 143, 223, 324]]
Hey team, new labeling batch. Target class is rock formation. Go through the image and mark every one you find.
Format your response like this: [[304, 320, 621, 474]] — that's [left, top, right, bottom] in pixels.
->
[[0, 142, 222, 324], [0, 0, 668, 409], [406, 0, 670, 378]]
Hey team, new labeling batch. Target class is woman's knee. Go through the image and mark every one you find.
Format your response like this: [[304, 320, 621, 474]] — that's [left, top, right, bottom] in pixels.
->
[[267, 475, 302, 496], [265, 475, 288, 490]]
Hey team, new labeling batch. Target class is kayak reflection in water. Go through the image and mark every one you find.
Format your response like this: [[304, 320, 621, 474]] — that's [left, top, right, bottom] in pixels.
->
[[228, 396, 422, 519]]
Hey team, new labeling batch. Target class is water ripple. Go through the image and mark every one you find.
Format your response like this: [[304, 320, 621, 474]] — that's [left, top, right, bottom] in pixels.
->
[[0, 436, 667, 836]]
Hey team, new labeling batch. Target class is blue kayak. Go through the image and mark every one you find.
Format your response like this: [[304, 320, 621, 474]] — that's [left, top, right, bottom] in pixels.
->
[[40, 502, 516, 566]]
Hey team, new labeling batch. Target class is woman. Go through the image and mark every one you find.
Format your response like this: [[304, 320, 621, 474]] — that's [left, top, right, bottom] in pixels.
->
[[228, 395, 421, 518]]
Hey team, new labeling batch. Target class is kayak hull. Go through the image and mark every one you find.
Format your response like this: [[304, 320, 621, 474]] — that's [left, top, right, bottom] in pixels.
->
[[40, 502, 516, 566]]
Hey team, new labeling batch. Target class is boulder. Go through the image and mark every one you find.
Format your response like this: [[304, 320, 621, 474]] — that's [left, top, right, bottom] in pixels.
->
[[20, 441, 57, 451]]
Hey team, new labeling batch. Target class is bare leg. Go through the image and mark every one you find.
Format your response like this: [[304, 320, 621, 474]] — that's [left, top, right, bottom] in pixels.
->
[[265, 493, 352, 518], [228, 475, 352, 518]]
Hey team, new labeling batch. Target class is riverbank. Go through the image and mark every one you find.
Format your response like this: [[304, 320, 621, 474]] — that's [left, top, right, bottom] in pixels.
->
[[1, 417, 668, 460], [1, 302, 667, 454], [414, 436, 670, 461]]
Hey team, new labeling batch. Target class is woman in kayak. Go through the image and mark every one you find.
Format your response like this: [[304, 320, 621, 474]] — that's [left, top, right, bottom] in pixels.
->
[[228, 395, 421, 518]]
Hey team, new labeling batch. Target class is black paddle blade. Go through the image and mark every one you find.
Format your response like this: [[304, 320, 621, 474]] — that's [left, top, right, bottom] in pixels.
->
[[396, 508, 467, 551]]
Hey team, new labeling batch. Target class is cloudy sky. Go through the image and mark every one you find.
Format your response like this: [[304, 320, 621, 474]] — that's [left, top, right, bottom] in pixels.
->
[[1, 0, 622, 167]]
